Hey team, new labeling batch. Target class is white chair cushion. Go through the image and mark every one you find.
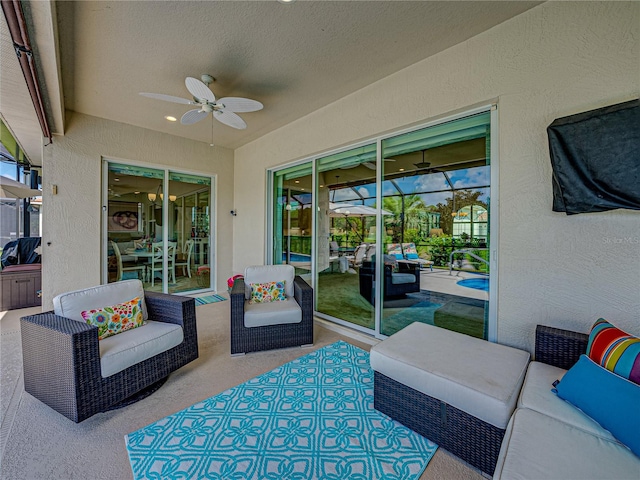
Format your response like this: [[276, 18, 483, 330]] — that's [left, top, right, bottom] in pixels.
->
[[369, 322, 530, 429], [244, 265, 295, 300], [244, 298, 301, 328], [53, 279, 148, 322], [99, 320, 183, 377], [494, 408, 640, 479], [390, 273, 416, 285], [518, 361, 617, 441]]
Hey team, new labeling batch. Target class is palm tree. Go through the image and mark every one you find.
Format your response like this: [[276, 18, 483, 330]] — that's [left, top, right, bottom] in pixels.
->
[[382, 194, 428, 243]]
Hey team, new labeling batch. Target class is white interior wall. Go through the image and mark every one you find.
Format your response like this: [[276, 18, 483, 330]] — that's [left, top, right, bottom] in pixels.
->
[[42, 112, 234, 308], [233, 2, 640, 351]]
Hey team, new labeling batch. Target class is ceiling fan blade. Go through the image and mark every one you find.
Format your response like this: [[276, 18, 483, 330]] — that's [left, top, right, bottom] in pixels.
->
[[185, 77, 215, 103], [217, 97, 263, 113], [139, 92, 193, 105], [214, 110, 247, 129], [181, 109, 209, 125]]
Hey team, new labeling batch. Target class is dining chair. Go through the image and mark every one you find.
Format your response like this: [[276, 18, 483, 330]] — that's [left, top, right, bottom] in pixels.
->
[[175, 239, 194, 278], [111, 241, 146, 282], [150, 242, 177, 286]]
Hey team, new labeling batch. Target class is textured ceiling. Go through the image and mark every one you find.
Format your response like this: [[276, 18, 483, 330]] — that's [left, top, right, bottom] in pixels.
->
[[2, 1, 542, 166]]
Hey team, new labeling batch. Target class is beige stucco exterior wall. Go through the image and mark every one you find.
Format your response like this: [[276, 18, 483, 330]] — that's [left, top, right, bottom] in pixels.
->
[[233, 2, 640, 351], [42, 112, 234, 309]]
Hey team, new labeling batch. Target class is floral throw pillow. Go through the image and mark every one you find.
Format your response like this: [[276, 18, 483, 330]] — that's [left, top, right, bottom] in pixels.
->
[[81, 296, 145, 340], [249, 281, 286, 304]]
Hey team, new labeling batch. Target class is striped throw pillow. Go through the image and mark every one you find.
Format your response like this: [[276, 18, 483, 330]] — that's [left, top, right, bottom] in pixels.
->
[[586, 319, 640, 385]]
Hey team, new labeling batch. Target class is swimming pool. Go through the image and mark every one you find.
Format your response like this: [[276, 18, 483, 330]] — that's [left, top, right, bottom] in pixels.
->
[[457, 277, 490, 292], [282, 253, 311, 263]]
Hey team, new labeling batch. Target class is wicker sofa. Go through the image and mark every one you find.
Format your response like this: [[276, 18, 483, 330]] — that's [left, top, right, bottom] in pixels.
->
[[493, 325, 640, 478], [20, 280, 198, 423]]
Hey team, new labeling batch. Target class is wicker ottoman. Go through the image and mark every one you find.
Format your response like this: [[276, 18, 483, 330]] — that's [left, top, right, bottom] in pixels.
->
[[370, 322, 530, 475]]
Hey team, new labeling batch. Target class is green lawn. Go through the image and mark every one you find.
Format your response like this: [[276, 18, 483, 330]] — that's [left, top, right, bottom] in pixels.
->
[[315, 269, 486, 339], [316, 271, 374, 328]]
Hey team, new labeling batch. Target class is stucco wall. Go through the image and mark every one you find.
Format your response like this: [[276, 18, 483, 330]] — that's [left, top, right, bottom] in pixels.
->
[[42, 112, 234, 309], [233, 2, 640, 351]]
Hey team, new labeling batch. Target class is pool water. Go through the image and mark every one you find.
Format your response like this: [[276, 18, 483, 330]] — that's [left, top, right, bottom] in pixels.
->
[[457, 277, 490, 291], [282, 253, 311, 262]]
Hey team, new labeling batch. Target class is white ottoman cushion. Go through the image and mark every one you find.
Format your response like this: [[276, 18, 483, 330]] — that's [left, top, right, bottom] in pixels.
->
[[244, 298, 301, 328], [370, 322, 530, 429], [494, 408, 640, 480], [99, 320, 183, 377], [518, 361, 617, 442]]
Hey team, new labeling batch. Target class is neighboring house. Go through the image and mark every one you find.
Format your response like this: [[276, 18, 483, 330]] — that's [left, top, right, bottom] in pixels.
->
[[5, 2, 640, 352]]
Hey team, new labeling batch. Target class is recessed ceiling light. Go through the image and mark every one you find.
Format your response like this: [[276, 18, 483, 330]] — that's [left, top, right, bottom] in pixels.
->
[[165, 116, 177, 122], [114, 178, 120, 181], [399, 168, 405, 172], [295, 180, 300, 183], [134, 191, 140, 194], [277, 0, 295, 3]]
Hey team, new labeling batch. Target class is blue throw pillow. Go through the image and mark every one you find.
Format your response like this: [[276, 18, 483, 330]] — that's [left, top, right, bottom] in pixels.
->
[[406, 252, 419, 260], [553, 355, 640, 456]]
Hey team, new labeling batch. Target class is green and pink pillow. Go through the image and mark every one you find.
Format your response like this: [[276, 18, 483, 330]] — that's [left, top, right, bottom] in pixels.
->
[[81, 296, 145, 340]]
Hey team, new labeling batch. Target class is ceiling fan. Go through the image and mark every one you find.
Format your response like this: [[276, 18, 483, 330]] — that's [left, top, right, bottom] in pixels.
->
[[339, 156, 395, 170], [362, 159, 395, 170], [414, 150, 442, 173], [140, 74, 263, 130]]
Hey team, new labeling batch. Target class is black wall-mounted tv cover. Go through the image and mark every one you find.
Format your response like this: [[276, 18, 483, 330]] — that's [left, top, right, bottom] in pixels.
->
[[547, 99, 639, 215]]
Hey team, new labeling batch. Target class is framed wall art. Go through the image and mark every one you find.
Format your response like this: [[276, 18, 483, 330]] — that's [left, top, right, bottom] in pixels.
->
[[108, 201, 142, 232]]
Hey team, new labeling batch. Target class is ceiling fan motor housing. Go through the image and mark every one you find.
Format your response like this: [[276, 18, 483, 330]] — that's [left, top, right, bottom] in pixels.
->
[[201, 74, 215, 85]]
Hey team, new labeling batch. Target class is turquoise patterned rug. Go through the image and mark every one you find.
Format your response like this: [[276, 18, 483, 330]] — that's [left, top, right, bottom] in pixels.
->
[[125, 341, 438, 479], [194, 294, 227, 305]]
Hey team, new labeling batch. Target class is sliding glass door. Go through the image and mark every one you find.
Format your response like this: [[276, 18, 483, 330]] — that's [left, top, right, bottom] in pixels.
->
[[272, 162, 313, 283], [269, 107, 495, 340], [104, 161, 214, 293], [168, 172, 213, 293], [315, 144, 377, 333], [380, 112, 491, 338]]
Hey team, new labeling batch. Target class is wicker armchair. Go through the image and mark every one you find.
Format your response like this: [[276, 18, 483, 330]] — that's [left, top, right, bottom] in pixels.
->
[[20, 282, 198, 423], [359, 258, 421, 305], [230, 265, 313, 355]]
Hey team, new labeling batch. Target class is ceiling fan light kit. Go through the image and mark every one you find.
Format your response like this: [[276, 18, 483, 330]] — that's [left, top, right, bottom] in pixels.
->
[[139, 74, 263, 130]]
